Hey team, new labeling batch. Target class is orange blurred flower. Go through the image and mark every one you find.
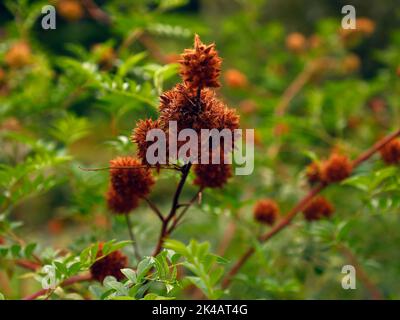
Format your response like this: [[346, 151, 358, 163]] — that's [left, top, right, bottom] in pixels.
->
[[224, 68, 248, 89]]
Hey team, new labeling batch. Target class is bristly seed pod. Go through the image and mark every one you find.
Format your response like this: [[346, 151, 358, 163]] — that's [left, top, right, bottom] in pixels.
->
[[303, 196, 334, 221], [158, 83, 239, 133], [90, 243, 128, 283], [132, 119, 162, 166], [179, 34, 222, 90], [321, 153, 352, 184], [106, 186, 139, 215], [106, 157, 154, 215], [253, 199, 280, 226], [193, 152, 232, 189], [380, 139, 400, 165], [306, 161, 322, 185], [109, 156, 154, 198]]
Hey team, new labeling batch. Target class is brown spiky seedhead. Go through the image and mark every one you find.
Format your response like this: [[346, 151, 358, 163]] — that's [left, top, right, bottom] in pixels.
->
[[5, 41, 32, 68], [286, 32, 306, 53], [132, 119, 163, 165], [224, 69, 248, 89], [193, 152, 232, 189], [179, 34, 222, 90], [106, 186, 139, 214], [159, 84, 239, 133], [109, 156, 155, 198], [0, 236, 4, 245], [90, 243, 128, 283], [380, 139, 400, 165], [321, 153, 352, 183], [253, 199, 280, 226], [57, 0, 84, 21], [306, 161, 322, 185], [303, 196, 334, 221]]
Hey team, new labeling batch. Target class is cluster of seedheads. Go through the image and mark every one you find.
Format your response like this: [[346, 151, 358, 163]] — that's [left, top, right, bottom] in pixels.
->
[[90, 35, 240, 281], [253, 139, 400, 227], [89, 32, 400, 282]]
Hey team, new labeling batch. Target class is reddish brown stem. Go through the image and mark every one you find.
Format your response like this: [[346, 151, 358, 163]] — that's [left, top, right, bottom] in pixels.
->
[[143, 197, 164, 222], [167, 188, 202, 234], [82, 0, 112, 25], [222, 129, 400, 289], [152, 163, 192, 256], [15, 259, 41, 272], [23, 273, 92, 300]]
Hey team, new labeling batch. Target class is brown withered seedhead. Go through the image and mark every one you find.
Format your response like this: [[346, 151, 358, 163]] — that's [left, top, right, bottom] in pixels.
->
[[253, 199, 280, 226], [306, 161, 322, 185], [109, 156, 155, 198], [158, 84, 239, 133], [106, 186, 139, 214], [303, 196, 334, 221], [321, 153, 352, 184], [380, 139, 400, 165], [90, 243, 128, 283], [193, 152, 232, 189], [132, 119, 162, 165], [179, 34, 222, 90]]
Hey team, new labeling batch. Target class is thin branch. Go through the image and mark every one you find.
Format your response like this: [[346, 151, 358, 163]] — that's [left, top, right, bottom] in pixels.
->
[[23, 273, 92, 300], [168, 187, 203, 234], [216, 220, 237, 257], [352, 128, 400, 167], [143, 197, 164, 222], [124, 214, 141, 261], [79, 164, 180, 172], [222, 128, 400, 289], [275, 58, 332, 117], [15, 259, 41, 272], [152, 163, 192, 256], [118, 28, 144, 54], [166, 163, 193, 222], [81, 0, 112, 25]]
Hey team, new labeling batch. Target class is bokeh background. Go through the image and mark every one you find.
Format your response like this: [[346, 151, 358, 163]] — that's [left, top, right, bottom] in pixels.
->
[[0, 0, 400, 299]]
